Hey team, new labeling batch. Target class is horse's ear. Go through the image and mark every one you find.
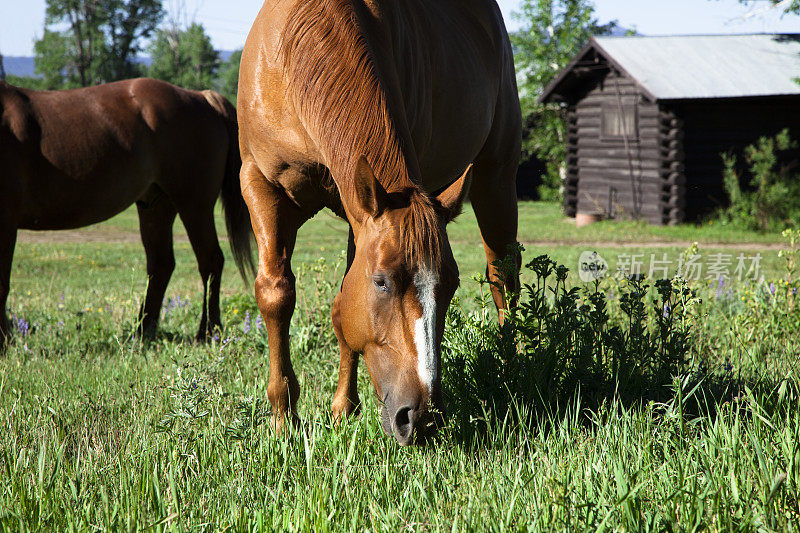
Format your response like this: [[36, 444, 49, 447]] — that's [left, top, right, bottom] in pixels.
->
[[352, 156, 388, 223], [436, 164, 473, 222]]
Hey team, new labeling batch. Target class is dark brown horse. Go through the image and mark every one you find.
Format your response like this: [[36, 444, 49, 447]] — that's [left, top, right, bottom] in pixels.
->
[[0, 78, 254, 348], [239, 0, 521, 444]]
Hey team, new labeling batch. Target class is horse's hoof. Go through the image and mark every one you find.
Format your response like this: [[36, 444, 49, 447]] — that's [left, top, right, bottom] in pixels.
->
[[331, 397, 361, 426], [270, 412, 300, 435]]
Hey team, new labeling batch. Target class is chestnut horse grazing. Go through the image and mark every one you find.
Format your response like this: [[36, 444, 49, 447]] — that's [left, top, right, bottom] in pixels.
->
[[239, 0, 521, 444], [0, 78, 254, 349]]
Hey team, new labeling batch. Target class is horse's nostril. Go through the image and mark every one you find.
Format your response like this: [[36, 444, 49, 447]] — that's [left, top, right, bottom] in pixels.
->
[[393, 406, 415, 442]]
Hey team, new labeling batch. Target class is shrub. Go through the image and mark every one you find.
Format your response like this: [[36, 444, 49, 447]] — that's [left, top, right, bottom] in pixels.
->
[[719, 129, 800, 231], [442, 245, 700, 442]]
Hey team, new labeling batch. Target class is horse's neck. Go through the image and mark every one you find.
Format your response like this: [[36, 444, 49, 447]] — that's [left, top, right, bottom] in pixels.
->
[[355, 4, 428, 190]]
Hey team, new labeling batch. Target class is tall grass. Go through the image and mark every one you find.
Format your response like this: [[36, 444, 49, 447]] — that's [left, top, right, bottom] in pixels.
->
[[1, 238, 800, 529]]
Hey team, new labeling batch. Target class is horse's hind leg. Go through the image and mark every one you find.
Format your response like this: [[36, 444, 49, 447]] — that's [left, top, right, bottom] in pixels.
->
[[0, 224, 17, 350], [178, 203, 224, 342], [136, 188, 178, 339]]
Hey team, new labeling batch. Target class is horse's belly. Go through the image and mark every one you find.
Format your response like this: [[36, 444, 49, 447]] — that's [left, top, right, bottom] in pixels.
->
[[18, 172, 151, 231]]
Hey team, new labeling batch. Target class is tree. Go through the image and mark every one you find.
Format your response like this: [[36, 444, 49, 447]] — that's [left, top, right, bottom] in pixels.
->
[[0, 53, 5, 81], [34, 0, 163, 88], [216, 49, 242, 105], [148, 23, 220, 91], [730, 0, 800, 15], [101, 0, 164, 81], [512, 0, 617, 200]]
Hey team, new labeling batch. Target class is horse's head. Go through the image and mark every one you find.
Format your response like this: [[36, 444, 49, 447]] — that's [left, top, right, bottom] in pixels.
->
[[339, 157, 471, 445]]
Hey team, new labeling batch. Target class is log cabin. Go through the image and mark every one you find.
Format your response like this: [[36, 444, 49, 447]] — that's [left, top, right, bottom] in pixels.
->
[[539, 34, 800, 225]]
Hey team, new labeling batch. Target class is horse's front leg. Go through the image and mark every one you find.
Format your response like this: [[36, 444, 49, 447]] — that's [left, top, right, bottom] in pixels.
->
[[332, 227, 360, 422], [0, 223, 17, 351], [241, 159, 308, 432]]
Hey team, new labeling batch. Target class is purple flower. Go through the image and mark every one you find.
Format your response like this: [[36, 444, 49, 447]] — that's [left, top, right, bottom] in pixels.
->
[[243, 311, 251, 334], [212, 332, 220, 343], [663, 303, 671, 318], [716, 276, 726, 298], [769, 282, 776, 296], [12, 315, 30, 337], [256, 315, 263, 332], [164, 296, 189, 316], [723, 359, 733, 374]]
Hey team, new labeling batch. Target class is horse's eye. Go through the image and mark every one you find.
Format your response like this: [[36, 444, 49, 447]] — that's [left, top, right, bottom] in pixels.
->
[[372, 275, 389, 292]]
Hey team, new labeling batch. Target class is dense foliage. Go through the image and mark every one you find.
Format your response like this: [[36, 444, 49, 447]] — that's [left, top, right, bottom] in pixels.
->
[[6, 2, 239, 97], [719, 129, 800, 231], [34, 0, 164, 88], [216, 49, 242, 105], [147, 23, 219, 92], [443, 248, 697, 443]]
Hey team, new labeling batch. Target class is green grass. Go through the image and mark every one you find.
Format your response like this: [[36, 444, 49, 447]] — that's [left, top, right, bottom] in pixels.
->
[[2, 201, 799, 530], [83, 200, 787, 245]]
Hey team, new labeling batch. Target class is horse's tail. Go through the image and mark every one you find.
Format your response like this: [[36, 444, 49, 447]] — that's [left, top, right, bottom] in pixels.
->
[[202, 90, 256, 281]]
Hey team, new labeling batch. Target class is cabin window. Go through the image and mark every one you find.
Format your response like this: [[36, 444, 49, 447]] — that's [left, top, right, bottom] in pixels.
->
[[601, 104, 638, 141]]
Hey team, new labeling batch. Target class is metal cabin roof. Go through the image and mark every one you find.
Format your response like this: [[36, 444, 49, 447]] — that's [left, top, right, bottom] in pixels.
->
[[540, 34, 800, 103]]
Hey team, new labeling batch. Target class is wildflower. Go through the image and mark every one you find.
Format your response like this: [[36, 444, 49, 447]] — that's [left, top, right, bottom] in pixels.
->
[[243, 311, 251, 334], [212, 332, 220, 343], [256, 314, 263, 332], [769, 282, 776, 296], [13, 315, 30, 337], [723, 359, 733, 374]]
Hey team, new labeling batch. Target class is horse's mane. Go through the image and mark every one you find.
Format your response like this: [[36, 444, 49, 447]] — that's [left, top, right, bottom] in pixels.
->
[[396, 188, 445, 271], [281, 0, 444, 271]]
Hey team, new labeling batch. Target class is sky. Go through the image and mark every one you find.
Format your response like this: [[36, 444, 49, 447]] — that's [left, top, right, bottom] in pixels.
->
[[1, 0, 799, 57]]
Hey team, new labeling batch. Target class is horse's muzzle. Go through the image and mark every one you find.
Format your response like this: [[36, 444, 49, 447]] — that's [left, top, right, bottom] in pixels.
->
[[380, 402, 439, 446]]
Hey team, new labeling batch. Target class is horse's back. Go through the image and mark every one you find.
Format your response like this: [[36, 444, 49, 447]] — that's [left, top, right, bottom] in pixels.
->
[[2, 79, 229, 230], [240, 0, 519, 197]]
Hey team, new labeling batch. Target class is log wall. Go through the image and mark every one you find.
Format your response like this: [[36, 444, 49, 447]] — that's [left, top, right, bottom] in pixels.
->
[[563, 71, 800, 225], [668, 97, 800, 221], [571, 70, 666, 224]]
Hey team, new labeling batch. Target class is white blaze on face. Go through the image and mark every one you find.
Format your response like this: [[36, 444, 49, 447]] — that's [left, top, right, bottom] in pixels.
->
[[413, 269, 438, 394]]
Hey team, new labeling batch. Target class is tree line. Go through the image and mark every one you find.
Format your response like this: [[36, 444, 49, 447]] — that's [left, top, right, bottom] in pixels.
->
[[2, 0, 796, 199], [3, 0, 241, 104]]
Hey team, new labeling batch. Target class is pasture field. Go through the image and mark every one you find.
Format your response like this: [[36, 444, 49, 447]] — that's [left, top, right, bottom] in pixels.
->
[[2, 201, 799, 530]]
